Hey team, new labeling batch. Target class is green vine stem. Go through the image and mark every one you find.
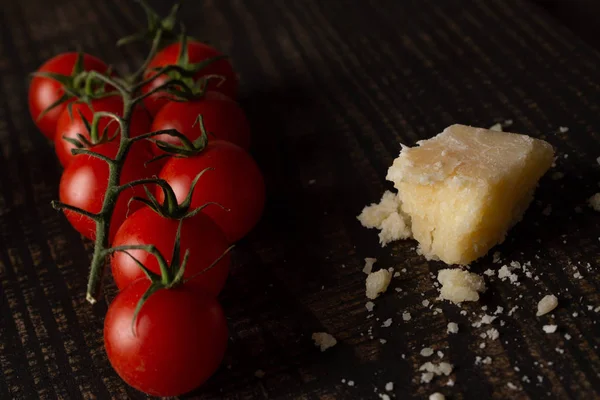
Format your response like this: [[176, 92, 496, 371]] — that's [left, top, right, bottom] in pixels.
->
[[49, 1, 230, 305], [51, 35, 170, 304]]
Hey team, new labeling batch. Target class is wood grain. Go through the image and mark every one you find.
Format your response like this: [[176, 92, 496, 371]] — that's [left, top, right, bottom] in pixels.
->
[[0, 0, 599, 399]]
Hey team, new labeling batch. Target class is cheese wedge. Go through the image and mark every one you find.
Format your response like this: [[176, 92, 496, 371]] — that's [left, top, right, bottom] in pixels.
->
[[386, 124, 554, 265]]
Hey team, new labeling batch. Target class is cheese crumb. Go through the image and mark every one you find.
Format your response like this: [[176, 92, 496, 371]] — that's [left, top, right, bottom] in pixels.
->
[[447, 322, 459, 334], [437, 269, 486, 303], [498, 265, 518, 283], [385, 382, 394, 391], [357, 191, 412, 246], [379, 212, 411, 246], [543, 325, 557, 333], [402, 312, 412, 321], [588, 193, 600, 212], [366, 269, 392, 299], [419, 362, 454, 378], [486, 328, 500, 340], [536, 294, 558, 316], [382, 318, 393, 328], [489, 123, 503, 131], [420, 347, 434, 357], [472, 314, 496, 328], [365, 301, 375, 312], [421, 372, 434, 383], [429, 393, 445, 400], [363, 257, 377, 274], [312, 332, 337, 351], [542, 205, 552, 216], [559, 126, 569, 133]]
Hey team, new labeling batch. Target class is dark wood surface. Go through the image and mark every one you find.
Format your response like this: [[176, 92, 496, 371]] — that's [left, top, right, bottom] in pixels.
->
[[1, 0, 599, 399]]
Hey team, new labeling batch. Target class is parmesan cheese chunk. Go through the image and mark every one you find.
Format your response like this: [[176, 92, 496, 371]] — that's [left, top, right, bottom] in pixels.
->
[[438, 268, 486, 303], [386, 124, 554, 265], [366, 269, 392, 299]]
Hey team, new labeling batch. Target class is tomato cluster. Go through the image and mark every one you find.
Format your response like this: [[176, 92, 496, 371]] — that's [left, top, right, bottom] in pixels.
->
[[29, 37, 264, 396]]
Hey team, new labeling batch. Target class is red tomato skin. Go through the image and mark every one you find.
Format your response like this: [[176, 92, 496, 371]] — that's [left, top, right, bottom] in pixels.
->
[[142, 41, 238, 116], [29, 53, 109, 140], [150, 91, 250, 152], [158, 141, 265, 242], [111, 207, 231, 295], [104, 280, 228, 397], [58, 141, 159, 242], [54, 96, 151, 167]]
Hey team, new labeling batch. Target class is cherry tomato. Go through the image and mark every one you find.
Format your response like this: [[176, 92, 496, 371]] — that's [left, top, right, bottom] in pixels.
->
[[29, 52, 110, 140], [54, 96, 151, 167], [142, 41, 238, 116], [104, 279, 228, 397], [111, 207, 230, 295], [157, 140, 265, 242], [150, 91, 250, 153], [58, 141, 159, 242]]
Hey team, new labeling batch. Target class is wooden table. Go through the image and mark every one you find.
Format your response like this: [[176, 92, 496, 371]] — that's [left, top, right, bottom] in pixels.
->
[[1, 0, 599, 399]]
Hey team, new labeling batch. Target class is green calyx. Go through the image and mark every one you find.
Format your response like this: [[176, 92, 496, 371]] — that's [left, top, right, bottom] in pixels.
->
[[63, 107, 123, 150], [32, 53, 116, 121], [147, 31, 228, 101], [151, 114, 209, 157], [129, 166, 227, 220]]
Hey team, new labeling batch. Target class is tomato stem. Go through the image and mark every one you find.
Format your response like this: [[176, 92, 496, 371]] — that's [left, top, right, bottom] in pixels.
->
[[51, 200, 101, 221], [129, 28, 164, 83], [70, 148, 116, 164], [48, 1, 210, 305]]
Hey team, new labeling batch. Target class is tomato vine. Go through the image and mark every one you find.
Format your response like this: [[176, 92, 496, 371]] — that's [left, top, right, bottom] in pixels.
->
[[49, 1, 220, 304]]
